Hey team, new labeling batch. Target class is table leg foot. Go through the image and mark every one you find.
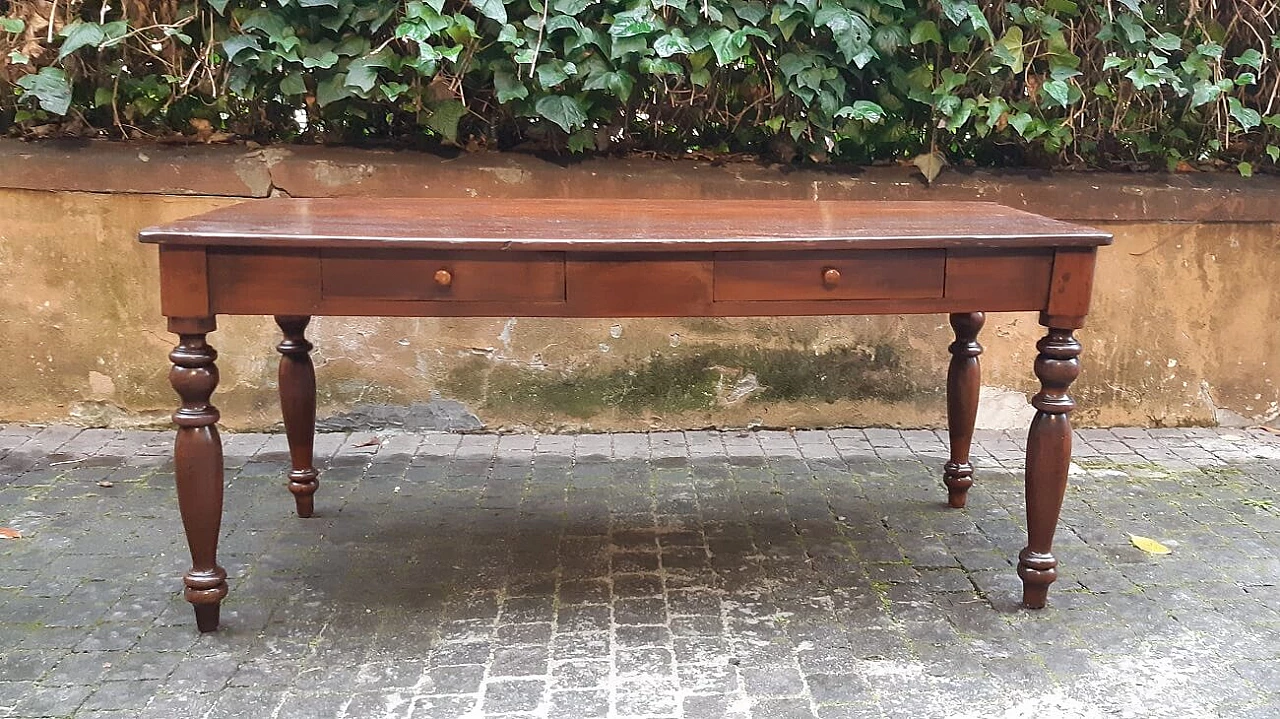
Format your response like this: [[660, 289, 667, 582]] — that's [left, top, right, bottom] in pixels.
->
[[944, 312, 984, 509], [1019, 324, 1080, 609], [1018, 549, 1056, 609], [194, 604, 221, 633], [170, 324, 228, 632], [276, 316, 319, 518]]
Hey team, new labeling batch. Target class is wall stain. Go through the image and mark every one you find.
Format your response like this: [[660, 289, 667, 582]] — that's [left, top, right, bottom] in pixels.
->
[[447, 343, 922, 420]]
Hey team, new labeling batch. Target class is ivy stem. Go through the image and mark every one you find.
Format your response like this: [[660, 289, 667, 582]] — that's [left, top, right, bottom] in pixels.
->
[[524, 0, 551, 81]]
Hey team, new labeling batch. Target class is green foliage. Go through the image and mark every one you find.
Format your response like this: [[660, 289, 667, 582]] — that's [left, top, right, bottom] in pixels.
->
[[2, 0, 1279, 171]]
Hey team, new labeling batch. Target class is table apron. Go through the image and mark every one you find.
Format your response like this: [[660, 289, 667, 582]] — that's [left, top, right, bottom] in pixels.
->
[[168, 246, 1083, 319]]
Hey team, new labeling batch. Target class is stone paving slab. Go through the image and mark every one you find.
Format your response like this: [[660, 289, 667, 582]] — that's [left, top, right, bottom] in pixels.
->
[[2, 425, 1280, 718]]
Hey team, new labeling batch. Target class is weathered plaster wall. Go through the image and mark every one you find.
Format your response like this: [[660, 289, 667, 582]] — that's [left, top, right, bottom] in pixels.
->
[[1, 141, 1277, 430]]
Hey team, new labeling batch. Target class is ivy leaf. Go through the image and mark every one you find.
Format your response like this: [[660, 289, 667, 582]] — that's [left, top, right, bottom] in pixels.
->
[[585, 69, 636, 100], [872, 25, 908, 55], [814, 5, 872, 64], [1042, 79, 1071, 107], [380, 82, 410, 100], [535, 94, 589, 132], [1197, 42, 1224, 58], [1267, 145, 1280, 163], [1228, 97, 1261, 131], [536, 59, 578, 88], [1008, 112, 1035, 136], [945, 98, 977, 131], [1233, 49, 1263, 70], [426, 99, 469, 143], [242, 10, 291, 42], [1, 17, 26, 33], [554, 0, 596, 13], [470, 0, 508, 24], [1238, 161, 1253, 177], [994, 26, 1024, 73], [835, 100, 886, 123], [302, 49, 341, 69], [1150, 33, 1181, 52], [1115, 14, 1145, 43], [731, 0, 768, 25], [640, 57, 682, 75], [654, 32, 695, 57], [910, 20, 941, 45], [964, 5, 993, 41], [280, 71, 307, 96], [221, 35, 263, 62], [315, 74, 354, 106], [59, 22, 106, 59], [708, 28, 749, 65], [345, 58, 382, 93], [938, 0, 968, 26], [494, 68, 528, 103], [206, 0, 233, 13], [16, 67, 73, 114], [567, 127, 596, 152], [1190, 81, 1220, 108]]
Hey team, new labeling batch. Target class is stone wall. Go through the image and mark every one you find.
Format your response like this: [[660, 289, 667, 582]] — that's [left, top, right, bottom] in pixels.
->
[[1, 141, 1277, 431]]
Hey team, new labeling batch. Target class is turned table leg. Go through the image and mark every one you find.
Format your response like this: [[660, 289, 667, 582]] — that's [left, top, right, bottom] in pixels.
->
[[944, 312, 984, 508], [169, 323, 228, 632], [276, 316, 319, 518], [1019, 323, 1081, 608]]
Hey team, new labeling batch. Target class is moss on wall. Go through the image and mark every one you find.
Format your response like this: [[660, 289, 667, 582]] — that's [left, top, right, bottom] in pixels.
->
[[445, 343, 924, 420]]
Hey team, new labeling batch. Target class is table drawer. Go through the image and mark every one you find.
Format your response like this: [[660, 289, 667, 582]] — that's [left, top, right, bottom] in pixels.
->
[[713, 250, 945, 301], [321, 250, 566, 302]]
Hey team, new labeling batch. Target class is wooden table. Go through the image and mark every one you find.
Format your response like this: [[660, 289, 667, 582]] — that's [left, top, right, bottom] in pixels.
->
[[140, 198, 1111, 632]]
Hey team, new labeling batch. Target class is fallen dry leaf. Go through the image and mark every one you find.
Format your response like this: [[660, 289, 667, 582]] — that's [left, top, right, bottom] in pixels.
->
[[355, 437, 382, 448], [1130, 534, 1172, 555], [97, 480, 114, 488], [1256, 426, 1280, 435], [0, 527, 22, 540], [912, 151, 947, 185]]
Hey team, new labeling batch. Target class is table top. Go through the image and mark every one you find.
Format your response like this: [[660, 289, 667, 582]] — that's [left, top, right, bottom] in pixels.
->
[[139, 199, 1112, 252]]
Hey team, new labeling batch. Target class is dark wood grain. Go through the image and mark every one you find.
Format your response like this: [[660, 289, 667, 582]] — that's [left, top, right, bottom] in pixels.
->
[[321, 249, 566, 302], [713, 250, 944, 301], [1019, 324, 1082, 608], [187, 250, 1066, 318], [208, 248, 321, 315], [944, 312, 984, 508], [276, 316, 319, 518], [169, 329, 227, 632], [139, 199, 1113, 251], [159, 247, 211, 319], [942, 250, 1054, 307], [565, 254, 714, 317], [147, 199, 1110, 630], [1043, 248, 1099, 328]]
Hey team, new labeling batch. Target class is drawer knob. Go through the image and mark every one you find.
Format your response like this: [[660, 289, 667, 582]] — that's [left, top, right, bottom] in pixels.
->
[[822, 267, 841, 287], [434, 269, 453, 287]]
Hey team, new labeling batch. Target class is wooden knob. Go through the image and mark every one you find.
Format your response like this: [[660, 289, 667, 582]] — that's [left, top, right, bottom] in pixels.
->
[[434, 269, 453, 287], [822, 267, 841, 287]]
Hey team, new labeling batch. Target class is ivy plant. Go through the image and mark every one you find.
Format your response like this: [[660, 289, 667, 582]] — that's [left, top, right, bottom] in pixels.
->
[[2, 0, 1278, 174]]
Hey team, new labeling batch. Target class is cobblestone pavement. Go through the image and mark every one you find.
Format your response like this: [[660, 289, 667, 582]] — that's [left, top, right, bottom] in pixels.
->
[[2, 424, 1280, 719]]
